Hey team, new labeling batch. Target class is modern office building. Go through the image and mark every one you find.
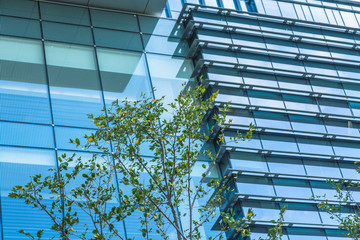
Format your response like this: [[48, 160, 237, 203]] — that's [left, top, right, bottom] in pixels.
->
[[0, 0, 359, 239]]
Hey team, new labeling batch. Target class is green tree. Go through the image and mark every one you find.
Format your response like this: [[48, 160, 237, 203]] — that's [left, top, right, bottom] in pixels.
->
[[9, 83, 284, 240], [318, 177, 360, 239]]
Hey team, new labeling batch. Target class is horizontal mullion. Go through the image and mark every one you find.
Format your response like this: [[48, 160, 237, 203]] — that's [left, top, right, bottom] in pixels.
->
[[191, 38, 360, 68], [223, 219, 338, 239], [226, 123, 360, 142], [206, 77, 360, 103], [277, 0, 360, 13], [179, 3, 360, 34], [192, 58, 360, 84], [234, 193, 360, 206], [224, 145, 359, 162], [185, 19, 358, 51], [225, 168, 360, 184], [215, 100, 358, 122]]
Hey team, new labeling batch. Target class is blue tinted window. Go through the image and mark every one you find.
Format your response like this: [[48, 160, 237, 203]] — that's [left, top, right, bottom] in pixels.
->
[[143, 34, 188, 57], [0, 0, 39, 18], [45, 42, 104, 128], [0, 122, 54, 148], [297, 137, 334, 155], [139, 16, 184, 38], [94, 28, 142, 51], [97, 48, 151, 107], [43, 22, 93, 45], [261, 135, 298, 152], [90, 9, 138, 32], [0, 147, 56, 239], [40, 2, 90, 25], [0, 37, 52, 124], [0, 16, 40, 39]]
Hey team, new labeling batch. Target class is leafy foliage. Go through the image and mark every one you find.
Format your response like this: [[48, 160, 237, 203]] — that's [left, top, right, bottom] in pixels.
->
[[319, 177, 360, 239], [9, 83, 284, 240]]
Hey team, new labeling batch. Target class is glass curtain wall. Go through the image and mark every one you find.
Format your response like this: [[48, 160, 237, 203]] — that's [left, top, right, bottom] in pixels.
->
[[0, 0, 208, 239], [178, 2, 360, 239]]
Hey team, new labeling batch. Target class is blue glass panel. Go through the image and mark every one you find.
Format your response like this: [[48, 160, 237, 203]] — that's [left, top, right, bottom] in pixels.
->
[[282, 203, 322, 224], [332, 141, 360, 158], [304, 61, 337, 77], [139, 16, 184, 38], [343, 82, 360, 98], [310, 181, 338, 201], [168, 0, 183, 12], [226, 110, 254, 126], [278, 2, 296, 18], [298, 42, 330, 58], [261, 134, 298, 152], [226, 16, 260, 30], [322, 29, 354, 44], [289, 115, 326, 133], [236, 176, 275, 196], [242, 201, 280, 221], [310, 6, 329, 23], [54, 126, 94, 151], [337, 65, 360, 79], [261, 0, 281, 16], [0, 37, 52, 124], [318, 99, 351, 116], [204, 0, 219, 6], [349, 101, 360, 116], [265, 38, 298, 53], [341, 11, 359, 28], [277, 75, 311, 91], [201, 48, 238, 63], [287, 228, 327, 240], [0, 0, 39, 18], [339, 162, 360, 180], [297, 137, 334, 155], [225, 132, 262, 149], [303, 160, 342, 178], [0, 122, 54, 148], [232, 33, 266, 49], [207, 66, 243, 85], [146, 54, 194, 108], [222, 0, 236, 9], [283, 94, 319, 113], [238, 52, 272, 68], [0, 147, 56, 239], [242, 72, 278, 88], [197, 29, 233, 44], [325, 119, 360, 137], [90, 9, 139, 32], [217, 88, 249, 105], [0, 16, 41, 39], [273, 178, 312, 198], [310, 79, 345, 96], [143, 34, 188, 57], [93, 28, 142, 51], [45, 42, 104, 128], [42, 22, 93, 45], [97, 48, 151, 107], [229, 152, 268, 172], [329, 46, 360, 61], [248, 91, 284, 109], [267, 156, 306, 175], [40, 2, 90, 25], [271, 56, 305, 72], [253, 111, 291, 130], [292, 25, 324, 39]]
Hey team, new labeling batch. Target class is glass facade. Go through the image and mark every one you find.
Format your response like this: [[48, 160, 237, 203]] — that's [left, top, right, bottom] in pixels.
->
[[177, 0, 360, 239], [0, 0, 203, 239], [0, 0, 359, 239]]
